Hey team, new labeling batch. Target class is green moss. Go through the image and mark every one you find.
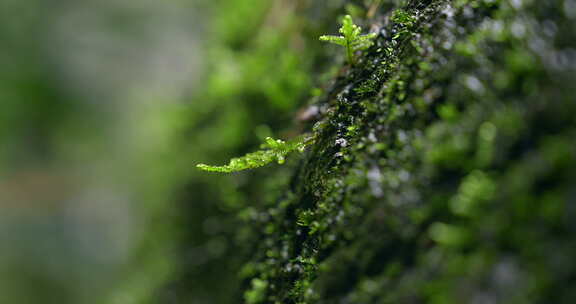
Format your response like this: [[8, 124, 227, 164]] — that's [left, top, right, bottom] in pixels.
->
[[229, 0, 576, 302], [320, 15, 377, 66], [197, 135, 314, 173], [175, 0, 576, 302], [391, 9, 416, 27], [244, 278, 268, 304]]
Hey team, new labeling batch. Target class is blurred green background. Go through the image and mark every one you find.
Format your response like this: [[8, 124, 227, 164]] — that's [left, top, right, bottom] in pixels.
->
[[0, 0, 327, 303], [5, 0, 575, 303]]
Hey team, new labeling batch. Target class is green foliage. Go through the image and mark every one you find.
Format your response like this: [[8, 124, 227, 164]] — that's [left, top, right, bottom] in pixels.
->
[[196, 135, 314, 173], [244, 278, 268, 304], [230, 1, 576, 303], [319, 15, 377, 65], [134, 0, 576, 303], [391, 9, 416, 27], [165, 0, 325, 301]]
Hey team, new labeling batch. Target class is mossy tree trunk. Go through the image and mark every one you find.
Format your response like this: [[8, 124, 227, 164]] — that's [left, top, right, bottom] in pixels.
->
[[238, 0, 576, 303]]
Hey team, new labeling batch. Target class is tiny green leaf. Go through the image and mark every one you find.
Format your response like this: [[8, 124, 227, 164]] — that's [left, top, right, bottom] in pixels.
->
[[319, 15, 377, 65]]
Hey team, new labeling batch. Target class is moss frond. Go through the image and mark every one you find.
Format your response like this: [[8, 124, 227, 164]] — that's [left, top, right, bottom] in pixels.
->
[[197, 135, 314, 173], [319, 15, 377, 65]]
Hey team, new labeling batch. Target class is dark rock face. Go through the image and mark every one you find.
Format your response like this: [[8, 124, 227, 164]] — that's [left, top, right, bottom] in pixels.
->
[[238, 0, 576, 303]]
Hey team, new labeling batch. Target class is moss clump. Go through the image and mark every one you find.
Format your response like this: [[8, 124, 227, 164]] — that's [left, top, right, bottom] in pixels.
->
[[170, 0, 576, 303], [230, 0, 576, 303]]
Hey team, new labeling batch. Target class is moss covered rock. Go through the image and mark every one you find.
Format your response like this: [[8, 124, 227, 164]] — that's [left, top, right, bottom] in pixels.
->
[[235, 0, 576, 303]]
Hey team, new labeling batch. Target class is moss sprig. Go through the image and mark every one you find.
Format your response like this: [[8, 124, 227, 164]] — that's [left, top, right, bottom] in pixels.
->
[[197, 135, 314, 173], [320, 15, 377, 65]]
